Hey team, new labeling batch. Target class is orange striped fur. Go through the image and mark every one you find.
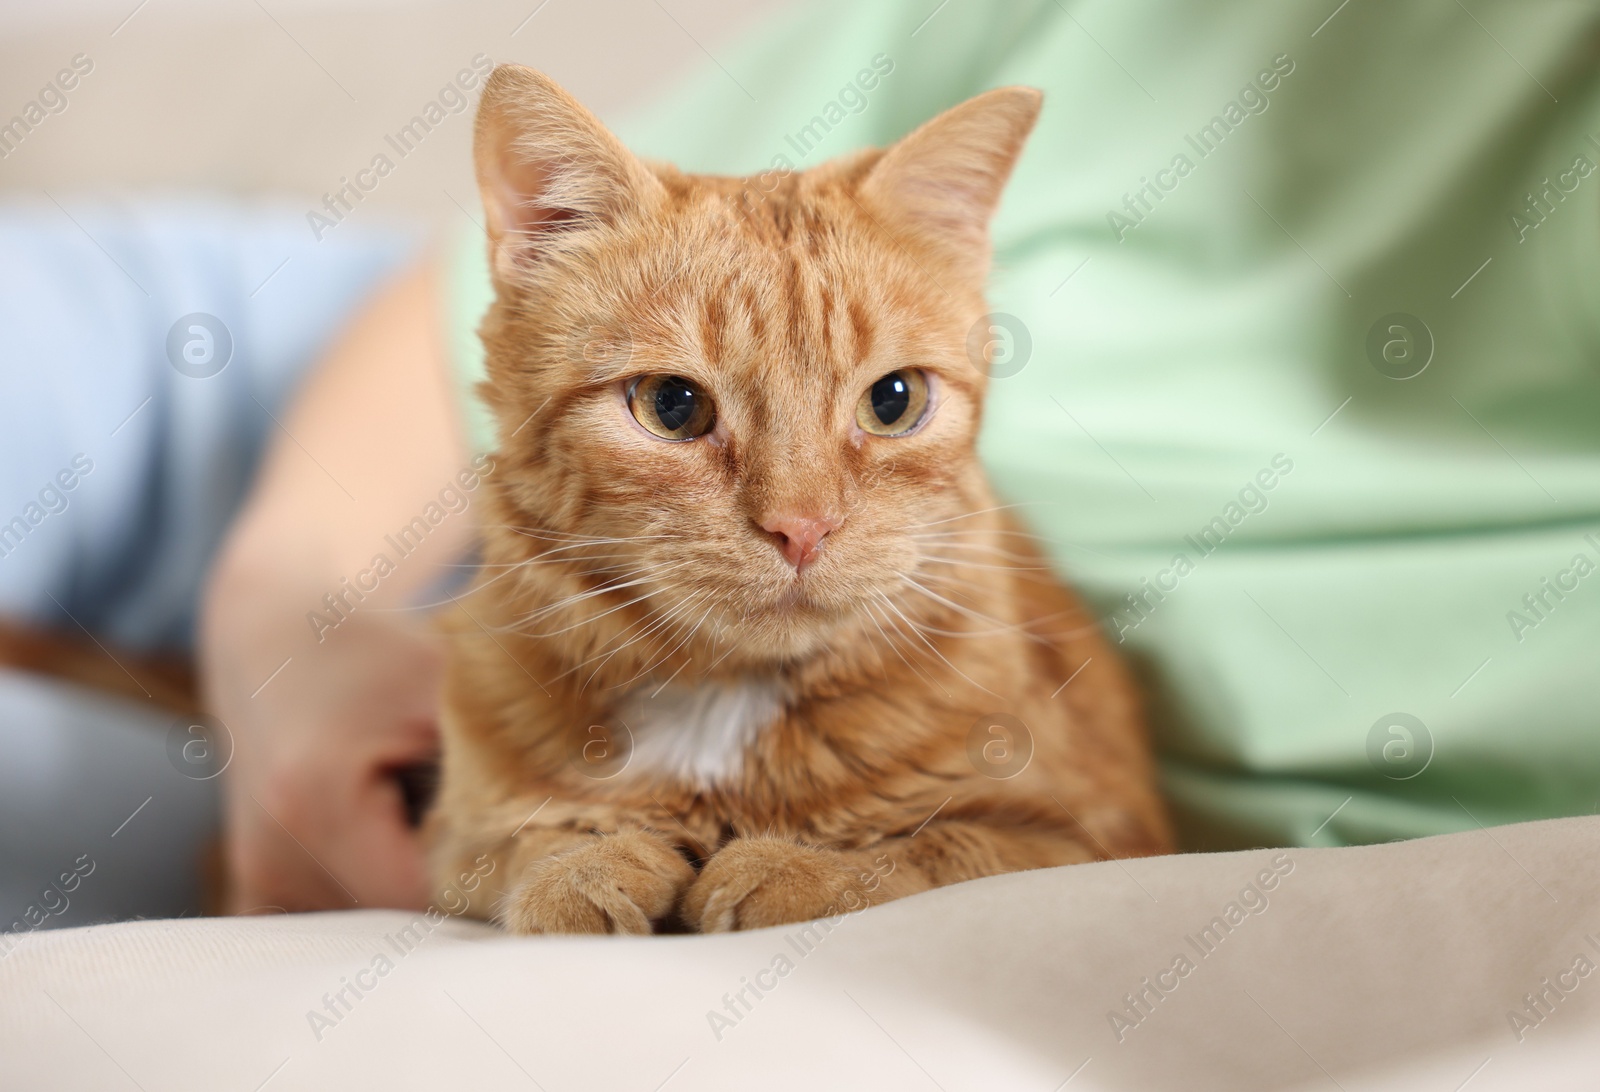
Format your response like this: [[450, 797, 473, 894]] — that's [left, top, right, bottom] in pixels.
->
[[428, 65, 1171, 934]]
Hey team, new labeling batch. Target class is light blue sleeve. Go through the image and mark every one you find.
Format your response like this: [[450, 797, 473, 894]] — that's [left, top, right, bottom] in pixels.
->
[[0, 200, 419, 652]]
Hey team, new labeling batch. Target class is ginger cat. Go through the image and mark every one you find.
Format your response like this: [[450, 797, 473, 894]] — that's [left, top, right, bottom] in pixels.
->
[[428, 64, 1172, 935]]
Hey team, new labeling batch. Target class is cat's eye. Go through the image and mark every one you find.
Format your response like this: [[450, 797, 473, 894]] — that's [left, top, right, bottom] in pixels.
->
[[627, 374, 716, 440], [856, 369, 930, 437]]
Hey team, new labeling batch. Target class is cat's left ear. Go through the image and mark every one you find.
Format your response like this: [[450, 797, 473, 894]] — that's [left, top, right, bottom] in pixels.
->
[[859, 86, 1042, 273], [474, 64, 665, 281]]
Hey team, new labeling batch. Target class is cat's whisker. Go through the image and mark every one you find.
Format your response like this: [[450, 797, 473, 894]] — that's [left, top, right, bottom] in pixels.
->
[[616, 585, 704, 655], [459, 550, 655, 596], [908, 525, 1040, 537], [855, 603, 899, 679], [890, 608, 1028, 640], [906, 503, 1028, 531], [513, 560, 694, 627], [900, 572, 1102, 642], [543, 563, 691, 622], [518, 544, 665, 572], [907, 530, 1051, 554], [917, 552, 1052, 574], [705, 631, 741, 672], [908, 525, 1053, 540], [903, 567, 1020, 602], [548, 556, 687, 587], [648, 654, 694, 697], [512, 583, 652, 633], [502, 522, 678, 537], [911, 528, 1118, 562], [583, 593, 709, 692], [908, 529, 1044, 545], [566, 584, 708, 687], [667, 603, 719, 672], [365, 549, 642, 613], [616, 594, 716, 689], [876, 596, 964, 699], [512, 595, 656, 641], [872, 589, 999, 698], [506, 527, 680, 546], [860, 597, 948, 695], [913, 550, 1040, 566], [907, 541, 1052, 564], [514, 579, 681, 640], [898, 574, 1053, 645], [467, 550, 640, 570], [382, 543, 678, 614], [557, 606, 672, 686]]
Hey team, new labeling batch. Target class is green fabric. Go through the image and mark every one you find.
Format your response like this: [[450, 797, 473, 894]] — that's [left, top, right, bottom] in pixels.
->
[[445, 225, 497, 456], [449, 0, 1600, 851]]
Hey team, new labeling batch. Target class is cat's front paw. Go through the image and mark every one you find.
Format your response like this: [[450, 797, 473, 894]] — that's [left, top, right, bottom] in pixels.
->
[[684, 837, 868, 933], [502, 830, 694, 935]]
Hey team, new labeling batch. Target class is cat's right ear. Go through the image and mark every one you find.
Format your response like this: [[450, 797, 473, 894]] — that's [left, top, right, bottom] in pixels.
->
[[474, 64, 663, 281]]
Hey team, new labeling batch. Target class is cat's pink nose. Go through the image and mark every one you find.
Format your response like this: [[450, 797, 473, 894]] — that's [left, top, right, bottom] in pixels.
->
[[760, 513, 840, 572]]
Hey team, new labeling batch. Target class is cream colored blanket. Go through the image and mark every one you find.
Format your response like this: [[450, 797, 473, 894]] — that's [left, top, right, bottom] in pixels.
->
[[3, 816, 1596, 1091]]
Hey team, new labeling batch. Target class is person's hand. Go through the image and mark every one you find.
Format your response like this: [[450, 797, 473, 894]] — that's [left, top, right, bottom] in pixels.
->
[[193, 257, 471, 916], [200, 572, 443, 914]]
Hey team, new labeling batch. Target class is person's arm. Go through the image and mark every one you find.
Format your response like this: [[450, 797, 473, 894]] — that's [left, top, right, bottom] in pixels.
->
[[198, 256, 475, 912]]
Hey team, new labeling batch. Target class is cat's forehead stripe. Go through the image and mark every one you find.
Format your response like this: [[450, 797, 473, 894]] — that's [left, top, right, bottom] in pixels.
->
[[650, 237, 879, 394], [849, 297, 874, 364], [818, 283, 836, 363], [699, 290, 725, 369], [737, 281, 766, 347]]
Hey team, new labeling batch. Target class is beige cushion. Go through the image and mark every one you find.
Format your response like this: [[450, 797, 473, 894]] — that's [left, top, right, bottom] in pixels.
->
[[3, 815, 1596, 1090]]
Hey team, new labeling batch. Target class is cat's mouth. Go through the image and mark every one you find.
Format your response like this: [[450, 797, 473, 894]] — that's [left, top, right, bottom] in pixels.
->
[[707, 562, 833, 623], [774, 579, 809, 610], [742, 567, 878, 630], [743, 580, 820, 623]]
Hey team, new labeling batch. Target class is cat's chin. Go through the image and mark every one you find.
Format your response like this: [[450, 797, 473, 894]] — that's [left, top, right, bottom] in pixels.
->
[[720, 593, 875, 665], [730, 626, 842, 666]]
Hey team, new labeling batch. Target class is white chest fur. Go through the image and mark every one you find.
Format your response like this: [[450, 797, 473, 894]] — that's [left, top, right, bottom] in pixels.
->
[[612, 677, 784, 787]]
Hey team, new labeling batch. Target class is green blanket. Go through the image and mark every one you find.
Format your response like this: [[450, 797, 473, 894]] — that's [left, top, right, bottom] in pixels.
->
[[449, 0, 1600, 850]]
